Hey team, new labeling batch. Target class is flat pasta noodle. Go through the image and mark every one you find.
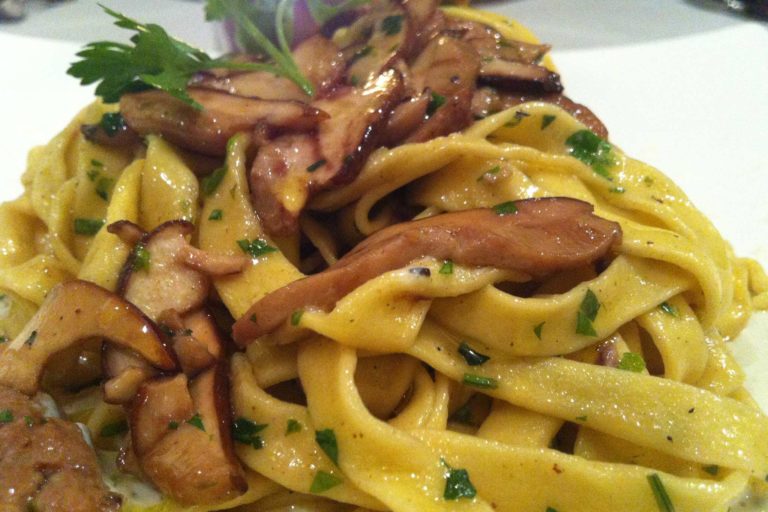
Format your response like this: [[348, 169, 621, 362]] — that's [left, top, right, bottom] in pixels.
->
[[0, 4, 767, 512]]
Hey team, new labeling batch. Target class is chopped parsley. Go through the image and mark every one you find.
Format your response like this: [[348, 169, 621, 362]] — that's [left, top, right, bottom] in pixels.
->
[[132, 243, 151, 271], [90, 158, 104, 168], [186, 413, 205, 432], [290, 309, 304, 326], [99, 112, 127, 136], [610, 186, 626, 194], [439, 260, 454, 275], [647, 473, 675, 512], [237, 238, 278, 258], [575, 415, 588, 422], [575, 289, 600, 336], [493, 200, 518, 215], [168, 420, 179, 430], [443, 466, 477, 500], [659, 301, 678, 317], [702, 464, 719, 476], [533, 321, 545, 340], [617, 352, 646, 373], [427, 91, 446, 117], [95, 176, 114, 201], [463, 373, 497, 389], [315, 429, 339, 465], [100, 420, 128, 437], [381, 14, 404, 35], [541, 114, 556, 130], [504, 110, 530, 127], [24, 415, 34, 427], [208, 209, 223, 221], [201, 166, 227, 196], [0, 410, 13, 423], [0, 336, 6, 344], [350, 45, 373, 64], [286, 419, 303, 435], [477, 165, 501, 181], [74, 218, 105, 236], [458, 342, 490, 366], [306, 159, 327, 173], [565, 129, 615, 180], [232, 417, 267, 449], [449, 400, 474, 425], [310, 470, 343, 493]]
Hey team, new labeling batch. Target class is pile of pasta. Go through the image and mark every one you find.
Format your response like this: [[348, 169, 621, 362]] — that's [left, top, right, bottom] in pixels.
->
[[1, 10, 768, 512]]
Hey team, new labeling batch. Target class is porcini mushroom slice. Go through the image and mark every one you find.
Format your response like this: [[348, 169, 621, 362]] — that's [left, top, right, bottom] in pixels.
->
[[0, 387, 122, 511], [120, 88, 328, 156], [293, 35, 346, 94], [0, 280, 175, 396], [157, 308, 225, 377], [130, 374, 194, 457], [140, 365, 247, 505], [478, 59, 563, 94], [250, 70, 404, 236], [117, 220, 210, 322], [233, 197, 622, 344]]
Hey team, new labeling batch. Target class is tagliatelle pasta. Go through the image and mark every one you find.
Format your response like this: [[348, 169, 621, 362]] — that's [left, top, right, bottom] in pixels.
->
[[1, 4, 767, 512]]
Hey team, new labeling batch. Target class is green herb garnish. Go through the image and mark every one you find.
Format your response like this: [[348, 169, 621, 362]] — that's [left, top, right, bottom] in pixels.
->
[[659, 301, 678, 317], [439, 260, 454, 275], [610, 186, 626, 194], [201, 166, 227, 196], [541, 114, 556, 130], [95, 176, 114, 201], [493, 201, 518, 215], [575, 289, 600, 336], [533, 321, 545, 340], [0, 410, 13, 423], [206, 0, 314, 96], [427, 91, 446, 117], [168, 420, 179, 430], [458, 342, 490, 366], [24, 415, 34, 427], [647, 473, 676, 512], [74, 218, 105, 236], [477, 165, 501, 182], [306, 159, 327, 173], [310, 470, 343, 493], [443, 466, 477, 500], [565, 129, 615, 180], [232, 417, 267, 448], [208, 209, 223, 221], [99, 112, 127, 136], [132, 243, 151, 271], [237, 238, 278, 258], [286, 418, 303, 434], [290, 309, 304, 326], [617, 352, 646, 373], [25, 330, 37, 346], [186, 413, 205, 432], [381, 14, 404, 35], [463, 373, 497, 389], [702, 464, 719, 476], [100, 420, 128, 437], [316, 428, 339, 465], [68, 5, 298, 108]]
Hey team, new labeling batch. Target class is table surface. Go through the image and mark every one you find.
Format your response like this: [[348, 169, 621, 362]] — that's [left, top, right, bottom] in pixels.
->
[[1, 1, 766, 409]]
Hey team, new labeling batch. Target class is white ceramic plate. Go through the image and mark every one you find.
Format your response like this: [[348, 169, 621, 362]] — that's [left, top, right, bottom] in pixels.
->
[[0, 10, 765, 410]]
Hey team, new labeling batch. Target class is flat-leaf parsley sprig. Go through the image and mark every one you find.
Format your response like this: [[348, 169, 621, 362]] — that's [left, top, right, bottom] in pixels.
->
[[68, 4, 302, 109]]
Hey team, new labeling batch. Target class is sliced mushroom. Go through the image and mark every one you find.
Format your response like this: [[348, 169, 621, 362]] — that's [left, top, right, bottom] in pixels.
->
[[0, 280, 175, 396], [157, 308, 225, 377], [379, 91, 430, 147], [250, 70, 405, 236], [81, 118, 141, 148], [120, 88, 328, 156], [444, 17, 550, 65], [479, 59, 563, 94], [191, 70, 309, 102], [139, 364, 247, 505], [0, 387, 122, 512], [293, 34, 347, 95], [232, 197, 622, 344], [130, 374, 194, 457]]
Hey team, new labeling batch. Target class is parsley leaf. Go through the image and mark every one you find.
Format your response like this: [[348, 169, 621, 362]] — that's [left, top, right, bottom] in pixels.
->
[[565, 129, 616, 180], [201, 166, 227, 196], [576, 289, 600, 336], [186, 413, 206, 431], [74, 218, 105, 236], [237, 238, 278, 258], [463, 373, 497, 389], [232, 417, 267, 449], [286, 418, 303, 434], [444, 467, 477, 500], [647, 473, 676, 512], [310, 470, 343, 493], [533, 321, 545, 340], [493, 201, 518, 215], [541, 114, 556, 130], [315, 428, 339, 465], [458, 342, 490, 366], [427, 91, 446, 117], [617, 352, 646, 373], [439, 260, 454, 275], [0, 410, 13, 423], [100, 420, 128, 437], [68, 5, 282, 109], [659, 301, 678, 317], [381, 14, 404, 35]]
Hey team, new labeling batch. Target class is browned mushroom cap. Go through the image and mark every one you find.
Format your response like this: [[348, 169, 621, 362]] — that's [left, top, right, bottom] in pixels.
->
[[0, 280, 175, 396], [130, 373, 194, 457], [232, 197, 622, 345], [0, 387, 122, 512], [250, 70, 405, 236], [138, 364, 247, 505], [119, 88, 329, 156], [478, 59, 563, 94], [293, 34, 347, 95], [157, 308, 226, 377]]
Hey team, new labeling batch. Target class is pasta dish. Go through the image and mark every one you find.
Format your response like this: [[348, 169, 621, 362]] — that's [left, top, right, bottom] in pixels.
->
[[0, 1, 766, 511]]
